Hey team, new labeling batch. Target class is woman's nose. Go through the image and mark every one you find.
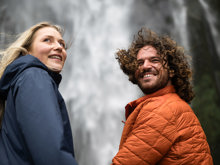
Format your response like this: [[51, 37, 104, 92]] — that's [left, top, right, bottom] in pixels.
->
[[54, 41, 63, 51]]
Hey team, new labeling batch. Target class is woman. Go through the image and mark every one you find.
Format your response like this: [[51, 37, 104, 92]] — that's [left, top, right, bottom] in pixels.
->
[[0, 22, 78, 165]]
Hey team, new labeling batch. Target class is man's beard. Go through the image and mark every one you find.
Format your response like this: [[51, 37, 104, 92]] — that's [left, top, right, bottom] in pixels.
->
[[137, 73, 170, 95]]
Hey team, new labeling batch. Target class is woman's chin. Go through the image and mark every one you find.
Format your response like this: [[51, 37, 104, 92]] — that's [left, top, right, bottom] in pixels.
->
[[48, 66, 62, 73]]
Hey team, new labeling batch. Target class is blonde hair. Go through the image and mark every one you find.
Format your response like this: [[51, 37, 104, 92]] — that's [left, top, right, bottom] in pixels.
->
[[0, 22, 64, 128]]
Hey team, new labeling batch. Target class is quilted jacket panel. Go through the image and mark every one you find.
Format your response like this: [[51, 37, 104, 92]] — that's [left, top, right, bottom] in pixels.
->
[[112, 86, 213, 165]]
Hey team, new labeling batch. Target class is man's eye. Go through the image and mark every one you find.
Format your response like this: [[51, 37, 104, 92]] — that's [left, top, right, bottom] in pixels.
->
[[152, 60, 159, 62], [137, 62, 143, 66], [152, 58, 160, 63]]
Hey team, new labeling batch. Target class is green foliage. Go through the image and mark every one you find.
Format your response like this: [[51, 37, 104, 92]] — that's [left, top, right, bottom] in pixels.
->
[[192, 73, 220, 161]]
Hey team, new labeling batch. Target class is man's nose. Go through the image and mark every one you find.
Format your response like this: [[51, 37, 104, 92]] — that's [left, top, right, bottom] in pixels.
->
[[142, 60, 152, 69]]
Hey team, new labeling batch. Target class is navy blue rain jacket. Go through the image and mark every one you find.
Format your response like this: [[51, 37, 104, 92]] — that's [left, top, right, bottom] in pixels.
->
[[0, 55, 78, 165]]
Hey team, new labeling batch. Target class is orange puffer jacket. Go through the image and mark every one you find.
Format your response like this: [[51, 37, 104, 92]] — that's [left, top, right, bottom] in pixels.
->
[[112, 85, 213, 165]]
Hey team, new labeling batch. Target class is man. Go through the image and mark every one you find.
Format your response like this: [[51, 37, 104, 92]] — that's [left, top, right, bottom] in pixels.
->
[[112, 28, 213, 165]]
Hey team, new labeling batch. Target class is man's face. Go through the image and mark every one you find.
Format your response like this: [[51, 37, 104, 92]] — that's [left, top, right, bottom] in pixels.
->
[[135, 45, 172, 94]]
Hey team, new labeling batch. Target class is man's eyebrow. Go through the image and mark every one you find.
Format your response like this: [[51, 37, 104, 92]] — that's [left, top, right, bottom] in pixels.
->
[[137, 58, 144, 61]]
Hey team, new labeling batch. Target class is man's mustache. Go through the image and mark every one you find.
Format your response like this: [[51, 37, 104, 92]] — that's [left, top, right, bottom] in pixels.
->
[[139, 68, 158, 77]]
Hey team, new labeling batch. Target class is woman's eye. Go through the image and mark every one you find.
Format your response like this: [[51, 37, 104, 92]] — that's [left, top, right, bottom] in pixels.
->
[[43, 38, 51, 42], [59, 42, 66, 48]]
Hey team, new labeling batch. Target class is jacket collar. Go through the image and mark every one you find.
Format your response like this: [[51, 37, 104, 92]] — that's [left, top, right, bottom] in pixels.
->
[[48, 70, 62, 86], [125, 85, 176, 119], [0, 55, 62, 100]]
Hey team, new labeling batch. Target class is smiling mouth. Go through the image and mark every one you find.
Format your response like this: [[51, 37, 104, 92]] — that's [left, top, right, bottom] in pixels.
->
[[49, 55, 62, 61], [144, 74, 153, 78]]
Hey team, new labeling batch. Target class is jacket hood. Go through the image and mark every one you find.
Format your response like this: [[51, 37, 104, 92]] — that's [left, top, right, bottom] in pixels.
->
[[0, 55, 61, 100]]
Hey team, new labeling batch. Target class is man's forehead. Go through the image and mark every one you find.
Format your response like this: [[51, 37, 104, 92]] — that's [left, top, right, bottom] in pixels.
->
[[137, 46, 160, 59]]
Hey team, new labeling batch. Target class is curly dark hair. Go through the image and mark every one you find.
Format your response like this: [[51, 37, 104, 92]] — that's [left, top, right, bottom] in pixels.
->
[[116, 27, 194, 103]]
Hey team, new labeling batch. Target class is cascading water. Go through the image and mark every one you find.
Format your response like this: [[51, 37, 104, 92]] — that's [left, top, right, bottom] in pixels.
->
[[199, 0, 220, 56], [1, 1, 140, 164], [171, 0, 189, 50], [0, 0, 219, 164], [60, 1, 141, 164]]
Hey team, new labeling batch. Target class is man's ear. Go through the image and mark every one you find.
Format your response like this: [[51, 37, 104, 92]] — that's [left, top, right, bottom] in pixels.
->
[[169, 69, 175, 78]]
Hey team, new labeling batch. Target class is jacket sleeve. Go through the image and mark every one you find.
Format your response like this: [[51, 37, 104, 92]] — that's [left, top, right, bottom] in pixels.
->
[[14, 68, 78, 165], [112, 102, 177, 165]]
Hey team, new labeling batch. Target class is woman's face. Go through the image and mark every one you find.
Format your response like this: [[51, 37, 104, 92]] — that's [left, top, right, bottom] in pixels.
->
[[28, 27, 67, 73]]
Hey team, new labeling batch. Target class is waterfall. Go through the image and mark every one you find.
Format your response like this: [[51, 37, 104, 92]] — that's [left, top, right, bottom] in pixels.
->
[[1, 0, 140, 164], [199, 0, 220, 57], [60, 1, 141, 165], [171, 0, 189, 50]]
